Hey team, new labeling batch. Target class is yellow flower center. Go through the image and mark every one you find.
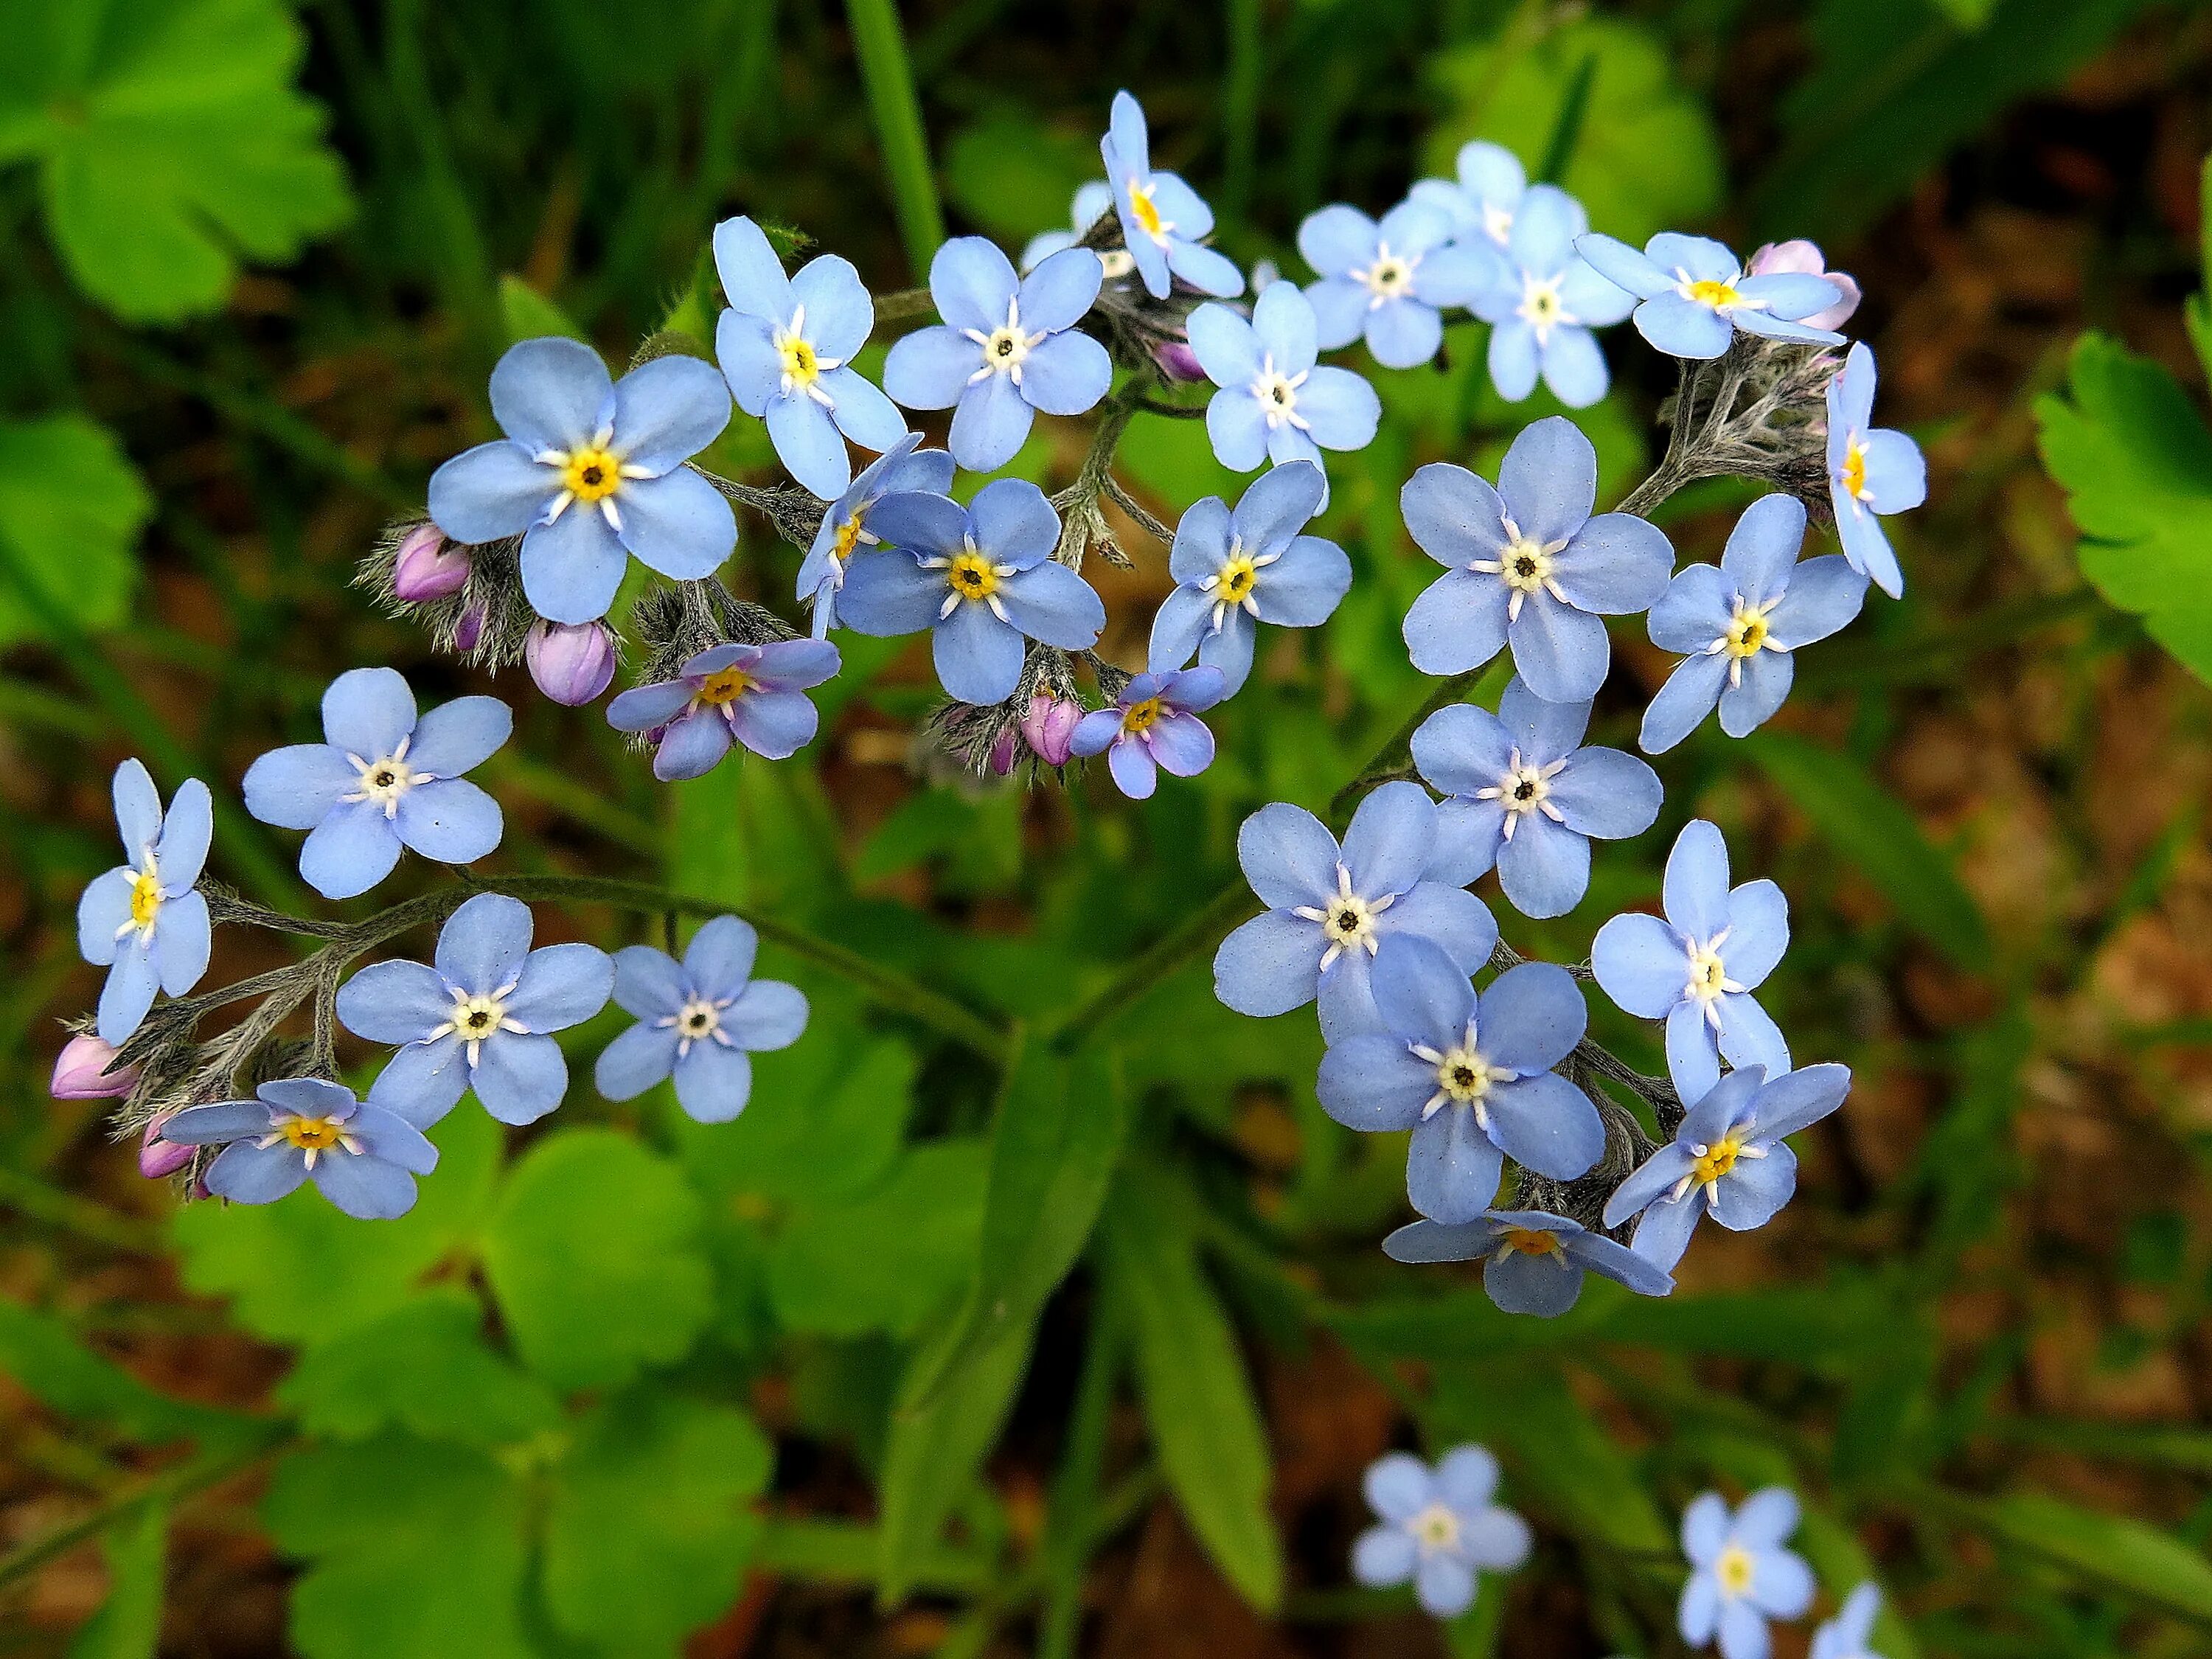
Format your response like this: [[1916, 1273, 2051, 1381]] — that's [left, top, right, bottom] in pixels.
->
[[779, 332, 819, 387], [563, 445, 622, 503], [1408, 1503, 1461, 1551], [1127, 181, 1166, 242], [1435, 1046, 1493, 1106], [831, 514, 866, 566], [1219, 555, 1259, 603], [1500, 1226, 1562, 1258], [1687, 278, 1741, 310], [1121, 696, 1164, 735], [696, 667, 754, 706], [1725, 611, 1769, 658], [947, 552, 999, 602], [280, 1116, 346, 1152], [1502, 537, 1552, 593], [1841, 437, 1869, 501], [1686, 945, 1729, 1000], [1716, 1543, 1756, 1598], [129, 868, 163, 930], [1691, 1136, 1743, 1185]]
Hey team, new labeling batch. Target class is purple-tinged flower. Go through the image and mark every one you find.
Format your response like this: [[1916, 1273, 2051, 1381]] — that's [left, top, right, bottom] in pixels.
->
[[1320, 937, 1599, 1222], [51, 1033, 139, 1099], [1748, 240, 1860, 332], [1826, 344, 1924, 600], [76, 760, 212, 1045], [1407, 140, 1526, 251], [337, 892, 613, 1128], [1214, 782, 1497, 1041], [1468, 185, 1632, 409], [1401, 417, 1674, 703], [1152, 331, 1206, 383], [594, 915, 807, 1123], [1147, 462, 1349, 697], [138, 1113, 193, 1180], [1603, 1062, 1850, 1269], [1679, 1488, 1816, 1659], [526, 619, 618, 706], [712, 215, 908, 500], [800, 434, 955, 637], [1352, 1446, 1531, 1618], [883, 238, 1112, 473], [243, 668, 509, 902], [1574, 232, 1846, 360], [1020, 181, 1121, 276], [1297, 198, 1493, 369], [1020, 692, 1082, 767], [606, 639, 841, 779], [1070, 667, 1226, 799], [1099, 91, 1242, 301], [1641, 494, 1868, 754], [392, 524, 470, 602], [1590, 819, 1790, 1105], [1382, 1208, 1674, 1316], [427, 337, 737, 625], [1189, 284, 1380, 495], [836, 479, 1105, 706], [1811, 1582, 1887, 1659], [158, 1078, 438, 1220], [1414, 678, 1661, 919], [453, 601, 487, 654]]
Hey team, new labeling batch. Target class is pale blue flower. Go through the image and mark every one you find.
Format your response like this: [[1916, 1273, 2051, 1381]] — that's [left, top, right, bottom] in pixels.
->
[[75, 759, 212, 1045], [1099, 91, 1242, 300], [606, 639, 841, 779], [1679, 1489, 1817, 1659], [1189, 283, 1380, 493], [1382, 1208, 1674, 1316], [1406, 140, 1527, 251], [1020, 181, 1116, 272], [594, 916, 807, 1123], [1575, 232, 1846, 360], [1352, 1446, 1531, 1618], [799, 434, 955, 636], [1467, 184, 1632, 408], [1296, 198, 1493, 369], [1826, 344, 1924, 600], [1812, 1583, 1888, 1659], [1069, 667, 1227, 799], [158, 1078, 437, 1220]]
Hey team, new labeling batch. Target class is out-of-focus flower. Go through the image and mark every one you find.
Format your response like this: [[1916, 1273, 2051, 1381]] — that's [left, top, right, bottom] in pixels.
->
[[1297, 198, 1492, 369], [1152, 331, 1206, 383], [1810, 1582, 1888, 1659], [1468, 184, 1632, 408], [526, 619, 618, 706], [1352, 1445, 1531, 1618], [76, 760, 213, 1045], [1020, 181, 1122, 276], [158, 1078, 438, 1220], [1099, 91, 1242, 299], [1825, 343, 1924, 600], [1575, 232, 1845, 360], [595, 915, 808, 1123], [1678, 1488, 1817, 1659], [391, 524, 470, 602], [1408, 140, 1526, 251], [1189, 284, 1379, 495], [51, 1032, 140, 1099], [606, 639, 841, 779], [1382, 1208, 1674, 1315], [1069, 667, 1226, 799]]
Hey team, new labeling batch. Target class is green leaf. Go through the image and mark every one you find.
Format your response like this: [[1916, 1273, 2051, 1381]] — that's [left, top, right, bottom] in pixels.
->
[[0, 1296, 251, 1444], [542, 1388, 773, 1656], [66, 1501, 167, 1659], [0, 0, 351, 320], [0, 415, 150, 644], [2036, 331, 2212, 684], [1102, 1169, 1283, 1612], [1747, 732, 1993, 971], [677, 1029, 916, 1206], [481, 1129, 714, 1390], [943, 108, 1096, 243], [1941, 1488, 2212, 1627], [498, 274, 584, 344], [766, 1139, 990, 1338]]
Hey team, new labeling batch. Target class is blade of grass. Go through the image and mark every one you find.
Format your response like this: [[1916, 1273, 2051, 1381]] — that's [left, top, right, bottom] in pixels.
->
[[845, 0, 946, 281]]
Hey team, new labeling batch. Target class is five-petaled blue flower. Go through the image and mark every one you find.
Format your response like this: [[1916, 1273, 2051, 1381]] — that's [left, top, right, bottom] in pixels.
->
[[1099, 91, 1242, 301], [607, 639, 841, 779], [594, 915, 809, 1123], [1401, 416, 1674, 703], [1214, 782, 1497, 1041], [1020, 181, 1119, 274], [1070, 666, 1226, 799], [1468, 184, 1632, 408], [1296, 198, 1492, 369], [835, 479, 1105, 706], [799, 434, 955, 636], [1826, 343, 1924, 600], [427, 336, 737, 625], [883, 237, 1113, 473], [1640, 493, 1868, 754], [158, 1077, 437, 1221], [1413, 677, 1663, 919], [1352, 1445, 1531, 1618], [1811, 1582, 1888, 1659], [1591, 819, 1790, 1107], [1189, 283, 1380, 493], [77, 759, 212, 1045], [1407, 140, 1526, 251], [712, 215, 908, 500], [338, 892, 613, 1127], [1575, 232, 1846, 361], [1679, 1488, 1817, 1659], [1382, 1207, 1674, 1316], [1319, 936, 1601, 1224], [243, 668, 510, 902], [1146, 462, 1351, 696], [1602, 1062, 1850, 1269]]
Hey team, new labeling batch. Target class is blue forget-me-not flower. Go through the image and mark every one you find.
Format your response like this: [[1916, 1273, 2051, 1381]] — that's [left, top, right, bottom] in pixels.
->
[[606, 639, 841, 779], [799, 434, 954, 636], [1189, 283, 1380, 493], [337, 892, 613, 1127], [1099, 91, 1242, 300], [1020, 181, 1122, 275], [1069, 667, 1227, 799], [1401, 416, 1674, 702], [76, 759, 212, 1045], [1826, 343, 1924, 600], [1679, 1488, 1817, 1659], [1575, 232, 1846, 360], [594, 915, 808, 1123], [1812, 1583, 1888, 1659], [1352, 1445, 1531, 1618], [1407, 140, 1526, 251], [1383, 1208, 1674, 1316], [159, 1078, 438, 1221], [1296, 198, 1492, 369], [1468, 184, 1633, 408], [427, 337, 737, 624]]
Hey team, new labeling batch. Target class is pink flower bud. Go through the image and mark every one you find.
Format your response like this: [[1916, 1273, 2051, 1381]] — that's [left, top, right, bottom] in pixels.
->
[[392, 524, 471, 602], [51, 1034, 138, 1099], [139, 1115, 194, 1180], [1747, 240, 1861, 332], [452, 600, 487, 654], [1020, 694, 1082, 767], [1153, 335, 1207, 385], [988, 725, 1020, 776], [526, 619, 616, 706]]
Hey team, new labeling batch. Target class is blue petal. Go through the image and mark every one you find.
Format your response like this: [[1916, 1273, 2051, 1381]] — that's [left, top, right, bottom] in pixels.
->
[[1351, 1527, 1416, 1589], [654, 711, 734, 781], [97, 939, 159, 1045], [1017, 330, 1112, 417], [612, 354, 731, 476], [507, 942, 614, 1032], [1644, 233, 1739, 284], [1372, 883, 1498, 973], [77, 868, 133, 964], [821, 367, 908, 454], [765, 394, 852, 498], [1765, 556, 1868, 650], [156, 1100, 274, 1144], [521, 503, 630, 625], [1293, 366, 1380, 451], [299, 800, 403, 900], [1488, 319, 1540, 401], [1647, 563, 1735, 653], [726, 978, 807, 1049], [489, 336, 613, 453], [1164, 238, 1242, 298], [1720, 493, 1806, 605], [1716, 993, 1790, 1079], [595, 1020, 681, 1102], [1710, 1141, 1798, 1231], [336, 958, 449, 1043], [1858, 428, 1926, 513], [617, 466, 737, 581], [950, 373, 1037, 473], [1836, 501, 1904, 599], [112, 759, 162, 858], [1590, 911, 1687, 1019], [321, 667, 417, 760], [712, 215, 793, 321], [1341, 780, 1436, 898], [1205, 386, 1269, 472], [470, 1030, 570, 1125], [1404, 568, 1510, 677], [1663, 819, 1733, 939], [1304, 277, 1371, 351], [367, 1037, 470, 1128], [1413, 243, 1495, 308], [728, 688, 821, 759], [1368, 934, 1476, 1051], [1237, 802, 1340, 909], [1634, 293, 1733, 359], [1144, 709, 1214, 777], [1251, 280, 1318, 372], [1250, 534, 1350, 627], [436, 891, 535, 996], [1475, 959, 1586, 1073], [310, 1151, 420, 1220], [613, 942, 689, 1017], [1315, 1034, 1433, 1132], [1193, 608, 1257, 695], [1364, 296, 1442, 369], [714, 310, 785, 417], [1408, 1102, 1506, 1224], [994, 561, 1106, 649], [1427, 797, 1506, 887], [1498, 416, 1595, 546], [931, 600, 1025, 703], [1433, 1445, 1500, 1512], [406, 697, 511, 777], [1735, 272, 1841, 322], [1295, 204, 1377, 278], [1733, 1488, 1801, 1551], [1231, 461, 1324, 552], [790, 254, 875, 361], [928, 234, 1019, 334], [1546, 745, 1662, 840], [1213, 910, 1322, 1017], [837, 546, 945, 636], [1483, 1070, 1603, 1180], [1167, 495, 1231, 584], [1482, 1237, 1583, 1315], [1018, 246, 1104, 333], [1505, 591, 1610, 703], [1506, 184, 1585, 272], [1573, 232, 1666, 298], [1717, 648, 1794, 737], [1414, 1553, 1476, 1618], [1666, 1001, 1722, 1105], [673, 1041, 754, 1123], [883, 325, 978, 411], [1640, 653, 1729, 754], [605, 679, 694, 734], [1402, 462, 1510, 566], [1540, 326, 1609, 408], [243, 744, 354, 831], [206, 1139, 309, 1206], [1146, 584, 1214, 673], [1495, 813, 1591, 919], [153, 891, 209, 995], [1380, 1217, 1493, 1264], [393, 779, 503, 866], [1187, 301, 1260, 388]]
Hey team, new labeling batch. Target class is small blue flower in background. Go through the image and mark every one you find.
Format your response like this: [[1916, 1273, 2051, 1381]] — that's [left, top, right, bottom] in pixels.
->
[[1189, 283, 1380, 493], [1575, 232, 1846, 360], [1640, 493, 1868, 754], [1468, 184, 1634, 408], [77, 759, 212, 1045], [606, 639, 841, 779], [1679, 1488, 1817, 1659], [883, 237, 1113, 473], [1296, 197, 1493, 369], [1826, 343, 1924, 600], [337, 892, 613, 1127], [1401, 416, 1674, 702], [594, 915, 808, 1123], [1070, 667, 1227, 799], [157, 1077, 437, 1221], [1146, 462, 1350, 696], [1383, 1208, 1674, 1316], [1099, 91, 1243, 300], [1407, 139, 1526, 251], [427, 337, 737, 624], [799, 434, 955, 636], [1020, 181, 1121, 274], [1214, 782, 1497, 1041], [1591, 819, 1790, 1105], [1318, 936, 1600, 1224], [1352, 1445, 1531, 1618], [1812, 1582, 1888, 1659], [712, 215, 908, 500], [1603, 1062, 1851, 1269], [835, 479, 1105, 706], [1413, 677, 1662, 919], [243, 667, 510, 901]]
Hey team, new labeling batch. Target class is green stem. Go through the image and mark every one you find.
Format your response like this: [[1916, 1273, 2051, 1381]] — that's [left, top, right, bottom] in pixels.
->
[[844, 0, 945, 282], [1220, 0, 1264, 222]]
